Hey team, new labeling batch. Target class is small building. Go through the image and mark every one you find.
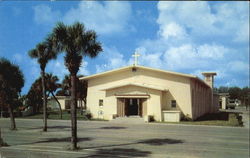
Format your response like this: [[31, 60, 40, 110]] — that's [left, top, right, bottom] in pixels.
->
[[80, 65, 219, 122], [48, 96, 84, 111]]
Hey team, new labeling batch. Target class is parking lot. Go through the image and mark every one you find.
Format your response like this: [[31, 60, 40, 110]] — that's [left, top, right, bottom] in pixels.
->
[[0, 118, 249, 158]]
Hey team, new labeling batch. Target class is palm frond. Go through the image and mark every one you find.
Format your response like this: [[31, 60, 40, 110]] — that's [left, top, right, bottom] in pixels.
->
[[28, 49, 38, 58]]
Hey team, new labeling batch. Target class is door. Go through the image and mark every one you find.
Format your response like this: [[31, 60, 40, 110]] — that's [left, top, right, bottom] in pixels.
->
[[117, 98, 125, 117], [141, 99, 147, 117]]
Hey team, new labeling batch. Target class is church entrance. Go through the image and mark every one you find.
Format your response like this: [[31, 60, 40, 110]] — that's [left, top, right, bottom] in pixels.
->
[[126, 98, 139, 116], [117, 98, 147, 117]]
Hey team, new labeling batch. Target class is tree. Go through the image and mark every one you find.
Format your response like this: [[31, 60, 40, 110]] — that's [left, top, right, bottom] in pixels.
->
[[26, 78, 43, 114], [45, 73, 63, 119], [0, 58, 24, 130], [239, 87, 250, 109], [228, 87, 241, 100], [50, 22, 102, 149], [56, 75, 71, 96], [28, 38, 57, 132], [26, 74, 62, 117], [218, 86, 229, 93]]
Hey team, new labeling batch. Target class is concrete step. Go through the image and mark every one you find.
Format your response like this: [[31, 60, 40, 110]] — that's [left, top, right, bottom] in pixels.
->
[[110, 116, 145, 124]]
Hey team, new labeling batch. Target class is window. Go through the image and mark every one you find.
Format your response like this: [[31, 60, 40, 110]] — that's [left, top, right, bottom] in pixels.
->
[[171, 100, 176, 108], [99, 99, 103, 107]]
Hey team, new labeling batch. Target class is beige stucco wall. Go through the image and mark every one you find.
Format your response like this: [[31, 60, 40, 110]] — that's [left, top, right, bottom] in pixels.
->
[[105, 85, 163, 121], [86, 67, 193, 121], [190, 79, 214, 120]]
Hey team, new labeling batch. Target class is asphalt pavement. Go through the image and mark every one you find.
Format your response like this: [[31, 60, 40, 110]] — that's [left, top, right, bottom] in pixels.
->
[[0, 118, 249, 158]]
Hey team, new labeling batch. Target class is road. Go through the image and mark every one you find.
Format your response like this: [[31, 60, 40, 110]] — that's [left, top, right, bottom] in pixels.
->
[[0, 118, 249, 158]]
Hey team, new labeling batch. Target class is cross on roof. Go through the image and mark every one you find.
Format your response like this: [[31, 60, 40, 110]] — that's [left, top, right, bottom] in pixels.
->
[[132, 51, 140, 66]]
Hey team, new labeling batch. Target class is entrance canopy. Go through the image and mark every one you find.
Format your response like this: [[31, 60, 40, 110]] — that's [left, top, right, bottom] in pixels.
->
[[100, 82, 168, 92], [115, 94, 150, 98]]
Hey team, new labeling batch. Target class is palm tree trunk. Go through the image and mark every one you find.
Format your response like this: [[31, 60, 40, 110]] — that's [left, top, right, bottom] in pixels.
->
[[41, 70, 47, 132], [71, 74, 77, 150], [8, 105, 16, 130], [50, 92, 62, 119]]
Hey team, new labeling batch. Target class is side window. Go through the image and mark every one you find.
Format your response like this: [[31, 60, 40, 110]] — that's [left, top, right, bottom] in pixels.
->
[[99, 99, 103, 107], [171, 100, 176, 108]]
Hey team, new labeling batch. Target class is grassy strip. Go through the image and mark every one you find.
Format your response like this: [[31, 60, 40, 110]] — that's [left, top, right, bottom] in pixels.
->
[[158, 113, 243, 127], [19, 111, 107, 121]]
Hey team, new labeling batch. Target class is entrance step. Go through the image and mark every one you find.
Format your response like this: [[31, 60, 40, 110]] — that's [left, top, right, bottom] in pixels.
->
[[110, 116, 145, 124]]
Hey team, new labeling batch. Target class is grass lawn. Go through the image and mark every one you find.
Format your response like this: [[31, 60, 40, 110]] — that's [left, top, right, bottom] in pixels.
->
[[19, 111, 107, 121], [160, 112, 243, 127]]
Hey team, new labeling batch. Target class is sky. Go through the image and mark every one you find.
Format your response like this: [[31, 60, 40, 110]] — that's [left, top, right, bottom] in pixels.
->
[[0, 1, 249, 94]]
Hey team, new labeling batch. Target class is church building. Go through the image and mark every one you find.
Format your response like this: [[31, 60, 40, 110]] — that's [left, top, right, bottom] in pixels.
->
[[80, 54, 219, 122]]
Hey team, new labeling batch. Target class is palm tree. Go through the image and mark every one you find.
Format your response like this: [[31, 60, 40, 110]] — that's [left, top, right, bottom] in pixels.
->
[[0, 58, 24, 130], [56, 75, 71, 96], [45, 73, 63, 119], [26, 76, 44, 114], [50, 22, 102, 149], [28, 38, 57, 132]]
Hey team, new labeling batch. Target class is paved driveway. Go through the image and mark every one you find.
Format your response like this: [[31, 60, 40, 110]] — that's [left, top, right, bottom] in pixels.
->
[[0, 119, 249, 158]]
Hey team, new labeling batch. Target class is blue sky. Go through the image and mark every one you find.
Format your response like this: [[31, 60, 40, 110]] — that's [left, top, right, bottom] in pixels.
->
[[0, 1, 249, 94]]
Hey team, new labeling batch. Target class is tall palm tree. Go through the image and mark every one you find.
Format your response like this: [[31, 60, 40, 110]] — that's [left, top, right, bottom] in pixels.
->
[[51, 22, 102, 149], [0, 58, 24, 130], [28, 38, 57, 132]]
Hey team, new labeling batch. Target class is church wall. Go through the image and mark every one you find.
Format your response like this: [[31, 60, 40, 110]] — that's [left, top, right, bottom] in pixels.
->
[[190, 79, 213, 120], [86, 67, 193, 120], [105, 85, 163, 121], [134, 69, 193, 118]]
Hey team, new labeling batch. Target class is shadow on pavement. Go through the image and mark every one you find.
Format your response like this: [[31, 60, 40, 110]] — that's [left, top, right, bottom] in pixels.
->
[[138, 138, 184, 145], [34, 137, 93, 143], [79, 148, 151, 158], [81, 138, 183, 150], [100, 126, 127, 130]]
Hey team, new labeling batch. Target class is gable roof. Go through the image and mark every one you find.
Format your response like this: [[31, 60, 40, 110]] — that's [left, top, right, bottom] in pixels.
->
[[79, 65, 210, 88], [80, 65, 195, 79]]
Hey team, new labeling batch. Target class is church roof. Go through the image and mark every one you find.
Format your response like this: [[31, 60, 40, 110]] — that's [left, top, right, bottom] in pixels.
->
[[80, 65, 195, 79], [80, 65, 210, 88]]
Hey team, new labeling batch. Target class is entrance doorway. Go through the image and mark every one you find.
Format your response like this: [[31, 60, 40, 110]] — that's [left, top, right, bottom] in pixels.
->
[[117, 98, 147, 117], [126, 98, 139, 116]]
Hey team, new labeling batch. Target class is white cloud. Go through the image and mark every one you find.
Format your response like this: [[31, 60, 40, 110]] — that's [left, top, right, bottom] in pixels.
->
[[79, 61, 90, 76], [157, 1, 249, 42], [197, 44, 227, 59], [158, 22, 188, 40], [162, 43, 229, 71], [63, 1, 132, 35], [33, 5, 61, 25], [33, 2, 132, 35], [96, 46, 127, 73], [227, 61, 249, 73], [132, 1, 249, 87], [134, 47, 164, 69], [234, 23, 249, 43]]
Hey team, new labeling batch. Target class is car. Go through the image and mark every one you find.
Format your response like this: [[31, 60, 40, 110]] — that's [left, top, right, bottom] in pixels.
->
[[227, 99, 236, 109]]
